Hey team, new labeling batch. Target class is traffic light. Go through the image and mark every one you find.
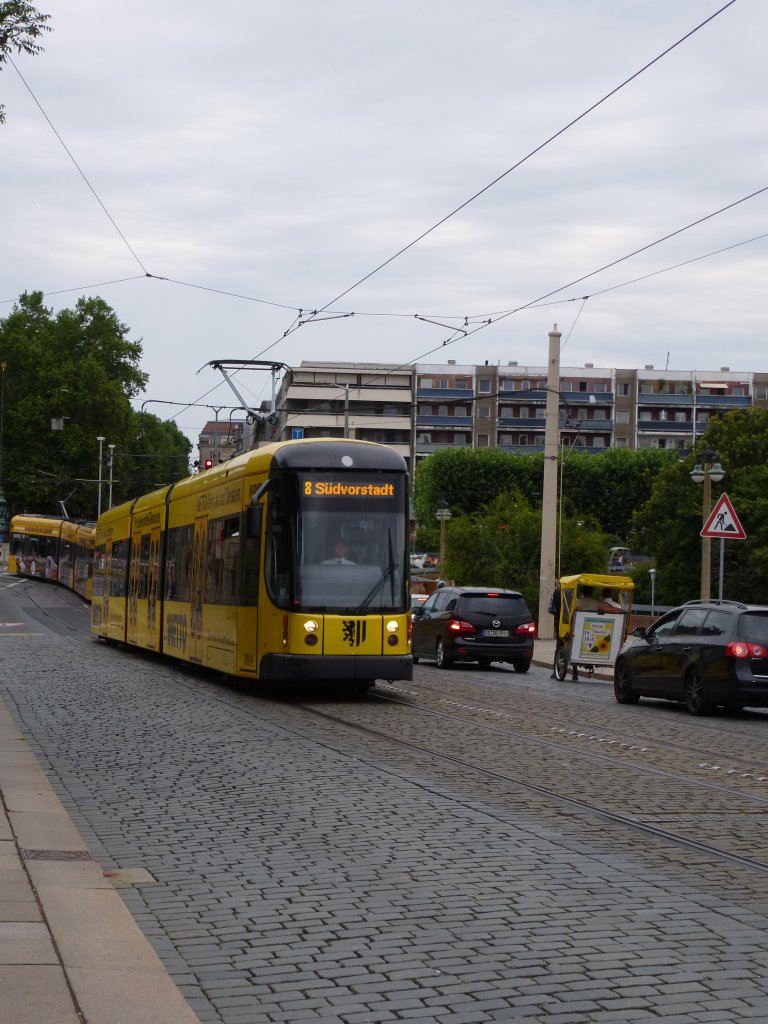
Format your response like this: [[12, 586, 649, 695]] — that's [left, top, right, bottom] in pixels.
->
[[204, 458, 214, 470]]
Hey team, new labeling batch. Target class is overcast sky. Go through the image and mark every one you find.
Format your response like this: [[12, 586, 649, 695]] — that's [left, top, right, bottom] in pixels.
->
[[3, 0, 767, 443]]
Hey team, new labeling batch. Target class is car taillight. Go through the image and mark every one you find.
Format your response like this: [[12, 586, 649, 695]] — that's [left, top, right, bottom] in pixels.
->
[[515, 621, 536, 635], [449, 618, 477, 634], [726, 641, 767, 659]]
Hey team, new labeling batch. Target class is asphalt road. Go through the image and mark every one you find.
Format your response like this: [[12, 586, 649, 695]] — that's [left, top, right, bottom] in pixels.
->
[[4, 575, 768, 1023]]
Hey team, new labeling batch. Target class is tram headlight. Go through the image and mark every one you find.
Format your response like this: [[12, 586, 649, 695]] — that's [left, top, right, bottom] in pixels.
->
[[386, 620, 399, 633], [303, 620, 319, 633]]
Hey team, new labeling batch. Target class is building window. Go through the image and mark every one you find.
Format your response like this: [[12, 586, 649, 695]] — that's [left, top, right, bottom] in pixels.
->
[[754, 385, 768, 401], [733, 385, 745, 397], [615, 437, 628, 448], [479, 406, 490, 419], [619, 383, 630, 396], [675, 411, 687, 423], [477, 433, 489, 447], [519, 434, 528, 446], [418, 405, 432, 416], [455, 377, 468, 389], [616, 409, 629, 424], [438, 405, 448, 416], [420, 378, 433, 389], [478, 379, 492, 393]]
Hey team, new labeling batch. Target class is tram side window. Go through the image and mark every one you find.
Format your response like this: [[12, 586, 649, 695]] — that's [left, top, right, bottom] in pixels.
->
[[136, 534, 151, 599], [238, 510, 259, 607], [165, 524, 193, 601], [205, 516, 240, 605], [109, 538, 130, 598], [60, 539, 74, 575], [93, 543, 106, 597], [264, 492, 293, 610]]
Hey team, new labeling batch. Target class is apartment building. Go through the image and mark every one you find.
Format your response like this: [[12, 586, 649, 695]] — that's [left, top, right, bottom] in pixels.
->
[[197, 419, 246, 467], [272, 361, 413, 465], [254, 358, 768, 467]]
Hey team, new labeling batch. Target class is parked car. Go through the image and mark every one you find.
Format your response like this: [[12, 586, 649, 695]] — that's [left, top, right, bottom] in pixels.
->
[[411, 593, 429, 617], [411, 586, 535, 671], [613, 599, 768, 715]]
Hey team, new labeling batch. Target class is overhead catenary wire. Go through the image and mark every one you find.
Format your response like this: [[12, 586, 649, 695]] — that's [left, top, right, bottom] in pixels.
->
[[5, 0, 748, 429]]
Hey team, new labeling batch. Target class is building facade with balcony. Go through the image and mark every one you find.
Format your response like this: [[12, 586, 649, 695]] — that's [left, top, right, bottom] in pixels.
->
[[272, 361, 414, 466], [258, 358, 768, 467]]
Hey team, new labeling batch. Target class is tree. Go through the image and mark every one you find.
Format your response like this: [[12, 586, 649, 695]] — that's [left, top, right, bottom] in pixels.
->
[[0, 2, 51, 123], [413, 445, 675, 546], [442, 492, 613, 613], [0, 291, 190, 519], [630, 408, 768, 605]]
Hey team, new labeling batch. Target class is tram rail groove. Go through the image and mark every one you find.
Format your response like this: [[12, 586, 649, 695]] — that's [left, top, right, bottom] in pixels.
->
[[390, 671, 768, 777]]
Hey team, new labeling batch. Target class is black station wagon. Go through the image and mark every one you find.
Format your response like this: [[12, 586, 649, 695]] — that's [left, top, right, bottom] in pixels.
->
[[614, 599, 768, 715], [411, 586, 535, 671]]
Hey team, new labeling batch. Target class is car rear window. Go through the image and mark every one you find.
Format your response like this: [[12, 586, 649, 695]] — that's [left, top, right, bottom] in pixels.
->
[[457, 594, 529, 616], [738, 612, 768, 645]]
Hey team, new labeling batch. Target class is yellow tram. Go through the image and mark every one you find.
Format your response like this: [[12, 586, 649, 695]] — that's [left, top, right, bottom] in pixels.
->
[[8, 514, 95, 600], [90, 438, 412, 687]]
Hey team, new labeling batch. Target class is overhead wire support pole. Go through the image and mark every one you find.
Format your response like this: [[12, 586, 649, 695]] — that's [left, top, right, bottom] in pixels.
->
[[537, 326, 562, 641]]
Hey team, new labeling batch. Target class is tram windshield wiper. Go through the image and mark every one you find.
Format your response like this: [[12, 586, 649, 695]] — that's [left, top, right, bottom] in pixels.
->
[[354, 530, 397, 613]]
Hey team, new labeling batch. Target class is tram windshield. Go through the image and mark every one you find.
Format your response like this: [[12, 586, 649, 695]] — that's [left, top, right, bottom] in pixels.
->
[[264, 470, 408, 613]]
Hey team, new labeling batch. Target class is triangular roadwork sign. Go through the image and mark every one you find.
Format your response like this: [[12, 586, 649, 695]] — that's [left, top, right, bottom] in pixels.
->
[[701, 492, 746, 540]]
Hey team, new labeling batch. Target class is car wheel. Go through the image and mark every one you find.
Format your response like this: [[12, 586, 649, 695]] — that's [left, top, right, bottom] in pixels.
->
[[685, 667, 714, 716], [553, 644, 569, 681], [412, 655, 420, 664], [436, 639, 452, 669], [512, 659, 530, 674], [613, 660, 639, 705]]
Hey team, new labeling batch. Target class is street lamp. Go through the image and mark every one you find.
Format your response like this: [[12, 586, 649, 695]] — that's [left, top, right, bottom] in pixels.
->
[[96, 436, 106, 518], [648, 568, 657, 617], [107, 444, 116, 510], [690, 449, 725, 601], [435, 498, 452, 566]]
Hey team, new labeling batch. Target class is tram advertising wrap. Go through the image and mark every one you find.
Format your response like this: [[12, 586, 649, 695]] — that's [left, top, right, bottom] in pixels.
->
[[8, 439, 413, 691]]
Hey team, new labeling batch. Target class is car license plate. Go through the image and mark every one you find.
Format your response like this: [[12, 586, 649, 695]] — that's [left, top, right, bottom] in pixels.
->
[[483, 629, 509, 637]]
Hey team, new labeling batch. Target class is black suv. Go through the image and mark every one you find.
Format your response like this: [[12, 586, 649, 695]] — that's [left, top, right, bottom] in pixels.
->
[[411, 586, 535, 671], [614, 599, 768, 714]]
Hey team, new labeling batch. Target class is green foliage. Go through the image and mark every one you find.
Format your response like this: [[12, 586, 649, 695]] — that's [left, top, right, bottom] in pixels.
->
[[0, 2, 51, 123], [412, 447, 542, 525], [0, 292, 191, 520], [442, 492, 614, 614], [630, 408, 768, 605], [413, 445, 675, 546]]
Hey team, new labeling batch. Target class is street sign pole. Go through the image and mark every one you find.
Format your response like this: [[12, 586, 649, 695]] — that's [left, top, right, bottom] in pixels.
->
[[700, 493, 746, 602]]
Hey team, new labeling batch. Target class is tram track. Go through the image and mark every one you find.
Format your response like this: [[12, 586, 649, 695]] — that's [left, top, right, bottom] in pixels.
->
[[9, 575, 768, 880], [399, 669, 768, 780], [297, 698, 768, 878]]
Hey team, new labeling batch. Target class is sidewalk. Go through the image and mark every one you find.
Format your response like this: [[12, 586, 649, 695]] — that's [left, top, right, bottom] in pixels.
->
[[0, 702, 200, 1024]]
